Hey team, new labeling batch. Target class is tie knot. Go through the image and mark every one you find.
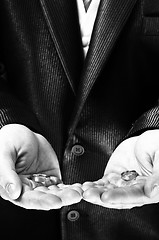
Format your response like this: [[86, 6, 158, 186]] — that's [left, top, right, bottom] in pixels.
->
[[83, 0, 92, 11]]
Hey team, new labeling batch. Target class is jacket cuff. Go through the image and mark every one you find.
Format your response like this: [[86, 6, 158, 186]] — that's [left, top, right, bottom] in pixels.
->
[[125, 107, 159, 139], [0, 107, 42, 134]]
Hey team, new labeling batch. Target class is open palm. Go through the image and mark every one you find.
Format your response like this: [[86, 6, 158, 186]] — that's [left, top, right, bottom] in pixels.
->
[[0, 124, 82, 210], [83, 130, 159, 209]]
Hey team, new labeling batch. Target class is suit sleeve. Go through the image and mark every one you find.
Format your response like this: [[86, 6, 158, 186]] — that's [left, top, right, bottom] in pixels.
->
[[125, 106, 159, 138], [0, 60, 41, 132]]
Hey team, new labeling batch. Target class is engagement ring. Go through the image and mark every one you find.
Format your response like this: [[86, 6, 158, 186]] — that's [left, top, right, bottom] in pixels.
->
[[121, 170, 139, 181], [29, 173, 62, 188]]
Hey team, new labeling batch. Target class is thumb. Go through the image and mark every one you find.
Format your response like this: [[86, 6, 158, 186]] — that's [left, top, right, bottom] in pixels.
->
[[144, 173, 159, 198], [1, 171, 22, 200], [0, 125, 23, 200], [144, 150, 159, 198], [0, 156, 22, 200]]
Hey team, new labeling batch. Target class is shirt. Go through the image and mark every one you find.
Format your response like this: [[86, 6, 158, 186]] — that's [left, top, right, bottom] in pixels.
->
[[76, 0, 101, 57]]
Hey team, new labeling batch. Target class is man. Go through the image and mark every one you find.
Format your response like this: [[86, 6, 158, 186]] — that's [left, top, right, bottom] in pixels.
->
[[0, 0, 159, 239]]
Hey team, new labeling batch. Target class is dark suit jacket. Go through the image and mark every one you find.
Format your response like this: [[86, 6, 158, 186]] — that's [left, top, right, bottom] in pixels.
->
[[1, 0, 159, 239]]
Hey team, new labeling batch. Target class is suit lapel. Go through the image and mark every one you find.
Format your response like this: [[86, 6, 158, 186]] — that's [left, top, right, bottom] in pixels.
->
[[39, 0, 138, 134], [79, 0, 138, 102], [39, 0, 84, 94], [69, 0, 138, 134]]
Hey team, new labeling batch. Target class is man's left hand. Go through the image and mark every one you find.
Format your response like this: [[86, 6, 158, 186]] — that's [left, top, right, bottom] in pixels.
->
[[83, 130, 159, 209]]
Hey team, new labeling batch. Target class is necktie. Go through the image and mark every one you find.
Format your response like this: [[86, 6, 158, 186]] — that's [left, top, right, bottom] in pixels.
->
[[83, 0, 92, 12]]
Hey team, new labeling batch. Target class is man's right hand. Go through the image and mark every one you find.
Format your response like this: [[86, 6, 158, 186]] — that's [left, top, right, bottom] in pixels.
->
[[0, 124, 82, 210]]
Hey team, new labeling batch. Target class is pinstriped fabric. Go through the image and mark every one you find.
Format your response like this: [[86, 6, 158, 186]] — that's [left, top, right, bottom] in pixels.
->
[[143, 0, 159, 16], [68, 0, 138, 137], [0, 0, 76, 161], [79, 0, 138, 97], [39, 0, 84, 94], [1, 1, 159, 240], [143, 17, 159, 35], [127, 107, 159, 137]]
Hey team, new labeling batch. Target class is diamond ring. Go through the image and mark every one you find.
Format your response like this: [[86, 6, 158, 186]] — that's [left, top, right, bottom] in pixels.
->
[[29, 173, 62, 188], [121, 170, 139, 181]]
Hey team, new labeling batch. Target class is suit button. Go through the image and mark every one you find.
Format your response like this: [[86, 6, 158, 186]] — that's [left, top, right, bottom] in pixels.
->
[[71, 145, 84, 156], [67, 210, 80, 221]]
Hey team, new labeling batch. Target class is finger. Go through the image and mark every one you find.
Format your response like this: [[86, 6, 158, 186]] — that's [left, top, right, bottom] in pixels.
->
[[70, 183, 83, 195], [101, 187, 138, 203], [144, 150, 159, 197], [144, 173, 159, 198], [59, 188, 82, 206], [82, 181, 95, 191], [101, 182, 146, 205], [0, 185, 10, 200], [12, 188, 63, 210], [49, 184, 83, 206], [0, 151, 22, 200], [153, 150, 159, 171], [83, 187, 106, 204], [101, 187, 159, 209]]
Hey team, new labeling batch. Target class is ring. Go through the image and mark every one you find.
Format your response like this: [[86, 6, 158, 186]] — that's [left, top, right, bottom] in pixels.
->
[[29, 173, 62, 188], [121, 170, 139, 181], [31, 173, 47, 184]]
